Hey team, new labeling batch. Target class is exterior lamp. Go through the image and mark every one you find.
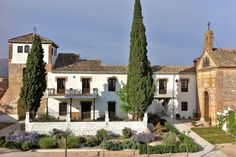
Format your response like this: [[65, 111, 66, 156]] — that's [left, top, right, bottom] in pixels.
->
[[93, 88, 98, 96]]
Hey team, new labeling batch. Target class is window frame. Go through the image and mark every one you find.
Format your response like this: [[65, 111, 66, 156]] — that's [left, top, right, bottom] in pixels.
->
[[24, 45, 30, 53], [17, 46, 23, 53], [202, 57, 210, 67], [181, 101, 188, 111], [59, 103, 67, 116], [181, 79, 189, 92], [159, 79, 167, 94], [108, 77, 117, 92]]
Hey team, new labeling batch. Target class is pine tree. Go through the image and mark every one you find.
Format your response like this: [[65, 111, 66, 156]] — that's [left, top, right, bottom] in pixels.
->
[[127, 0, 155, 119], [20, 34, 47, 118]]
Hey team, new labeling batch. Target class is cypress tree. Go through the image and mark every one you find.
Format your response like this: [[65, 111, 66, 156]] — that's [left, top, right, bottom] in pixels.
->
[[127, 0, 155, 119], [20, 34, 47, 118]]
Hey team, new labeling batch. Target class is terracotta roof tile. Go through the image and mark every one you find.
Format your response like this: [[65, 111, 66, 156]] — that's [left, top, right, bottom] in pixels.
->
[[8, 33, 59, 48], [52, 53, 195, 74], [210, 48, 236, 67]]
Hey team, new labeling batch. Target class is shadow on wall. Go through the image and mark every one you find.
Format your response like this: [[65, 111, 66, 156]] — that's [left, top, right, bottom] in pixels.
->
[[100, 77, 122, 118]]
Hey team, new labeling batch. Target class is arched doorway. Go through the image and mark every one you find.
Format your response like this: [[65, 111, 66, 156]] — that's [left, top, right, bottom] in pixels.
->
[[204, 91, 209, 116]]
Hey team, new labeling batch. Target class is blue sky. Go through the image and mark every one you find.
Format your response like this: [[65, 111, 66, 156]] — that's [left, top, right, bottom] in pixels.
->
[[0, 0, 236, 65]]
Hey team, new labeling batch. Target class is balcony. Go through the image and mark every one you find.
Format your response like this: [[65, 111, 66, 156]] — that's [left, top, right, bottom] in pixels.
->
[[46, 88, 98, 99], [155, 89, 175, 98]]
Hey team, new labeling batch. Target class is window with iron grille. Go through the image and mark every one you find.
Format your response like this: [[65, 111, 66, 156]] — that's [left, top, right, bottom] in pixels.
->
[[17, 46, 23, 53], [181, 102, 188, 111], [24, 45, 30, 53], [108, 78, 116, 92], [202, 57, 210, 67], [181, 79, 189, 92], [59, 103, 67, 116]]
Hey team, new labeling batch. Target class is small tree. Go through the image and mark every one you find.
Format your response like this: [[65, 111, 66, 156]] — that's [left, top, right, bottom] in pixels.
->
[[20, 34, 47, 118], [117, 83, 133, 116]]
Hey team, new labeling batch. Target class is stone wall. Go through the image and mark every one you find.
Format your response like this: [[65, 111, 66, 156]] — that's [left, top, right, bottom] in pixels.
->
[[221, 68, 236, 110], [196, 68, 217, 120]]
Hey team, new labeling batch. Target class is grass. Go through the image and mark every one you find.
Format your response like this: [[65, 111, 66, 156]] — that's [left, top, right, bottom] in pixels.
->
[[0, 123, 13, 130], [192, 127, 236, 144]]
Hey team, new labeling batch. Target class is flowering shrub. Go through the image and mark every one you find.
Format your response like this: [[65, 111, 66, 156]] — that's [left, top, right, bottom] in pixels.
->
[[132, 132, 156, 144], [6, 131, 39, 146]]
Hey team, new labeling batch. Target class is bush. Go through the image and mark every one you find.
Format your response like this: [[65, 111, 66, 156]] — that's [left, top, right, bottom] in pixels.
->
[[6, 131, 39, 148], [165, 122, 180, 134], [179, 134, 199, 152], [101, 140, 123, 150], [67, 136, 81, 148], [85, 136, 100, 147], [96, 129, 108, 141], [102, 139, 138, 150], [3, 141, 21, 149], [122, 139, 138, 149], [148, 113, 160, 125], [191, 120, 196, 127], [203, 115, 212, 125], [163, 132, 177, 145], [20, 123, 25, 131], [228, 111, 236, 133], [132, 132, 156, 144], [0, 136, 5, 147], [122, 127, 132, 138], [21, 141, 30, 151], [39, 137, 57, 149]]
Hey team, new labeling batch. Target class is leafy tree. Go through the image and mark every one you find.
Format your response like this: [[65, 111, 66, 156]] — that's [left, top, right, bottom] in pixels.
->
[[127, 0, 155, 119], [117, 82, 133, 115], [20, 34, 47, 118]]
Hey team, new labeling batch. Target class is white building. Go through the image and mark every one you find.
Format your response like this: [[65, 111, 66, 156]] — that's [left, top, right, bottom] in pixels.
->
[[46, 54, 196, 121], [0, 33, 197, 123]]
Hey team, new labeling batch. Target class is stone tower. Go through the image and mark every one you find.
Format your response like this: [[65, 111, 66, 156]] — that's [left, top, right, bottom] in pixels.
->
[[0, 33, 58, 120]]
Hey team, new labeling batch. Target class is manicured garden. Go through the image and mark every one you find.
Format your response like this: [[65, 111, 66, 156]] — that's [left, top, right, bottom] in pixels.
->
[[0, 114, 200, 155], [192, 127, 235, 144]]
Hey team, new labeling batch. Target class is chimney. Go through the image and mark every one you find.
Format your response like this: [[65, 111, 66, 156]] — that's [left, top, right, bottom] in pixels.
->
[[204, 22, 213, 52]]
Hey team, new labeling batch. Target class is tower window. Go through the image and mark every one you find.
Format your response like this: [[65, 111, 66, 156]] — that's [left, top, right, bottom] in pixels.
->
[[203, 57, 210, 67], [17, 46, 23, 53], [24, 45, 30, 53]]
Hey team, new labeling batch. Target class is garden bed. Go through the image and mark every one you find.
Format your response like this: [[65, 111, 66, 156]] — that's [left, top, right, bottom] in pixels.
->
[[0, 115, 200, 155], [191, 127, 235, 144]]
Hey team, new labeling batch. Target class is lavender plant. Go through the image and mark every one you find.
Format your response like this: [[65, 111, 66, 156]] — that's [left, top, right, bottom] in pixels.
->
[[132, 132, 156, 144], [6, 131, 39, 145]]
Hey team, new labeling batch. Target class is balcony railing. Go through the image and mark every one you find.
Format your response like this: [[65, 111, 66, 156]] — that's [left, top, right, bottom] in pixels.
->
[[155, 89, 175, 98], [46, 88, 98, 97]]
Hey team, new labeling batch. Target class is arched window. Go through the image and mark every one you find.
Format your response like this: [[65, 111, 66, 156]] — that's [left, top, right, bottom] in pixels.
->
[[24, 45, 30, 53], [202, 57, 210, 67]]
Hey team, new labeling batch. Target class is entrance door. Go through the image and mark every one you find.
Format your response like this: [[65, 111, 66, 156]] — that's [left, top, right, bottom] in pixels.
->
[[204, 91, 209, 116], [108, 101, 116, 118], [81, 102, 92, 119]]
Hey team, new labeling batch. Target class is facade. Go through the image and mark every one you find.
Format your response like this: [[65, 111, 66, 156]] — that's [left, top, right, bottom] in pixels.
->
[[46, 59, 196, 121], [195, 29, 236, 121], [3, 27, 236, 123]]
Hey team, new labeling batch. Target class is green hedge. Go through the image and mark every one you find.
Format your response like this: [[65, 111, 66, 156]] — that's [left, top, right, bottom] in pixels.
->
[[39, 137, 57, 149], [165, 122, 180, 135], [228, 111, 236, 136], [101, 139, 138, 150], [138, 143, 198, 154]]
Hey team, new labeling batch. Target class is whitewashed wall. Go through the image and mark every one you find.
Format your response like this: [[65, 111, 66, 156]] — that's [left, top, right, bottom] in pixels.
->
[[11, 43, 57, 65], [47, 72, 196, 119], [25, 113, 147, 135], [149, 73, 196, 118], [47, 73, 128, 119]]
